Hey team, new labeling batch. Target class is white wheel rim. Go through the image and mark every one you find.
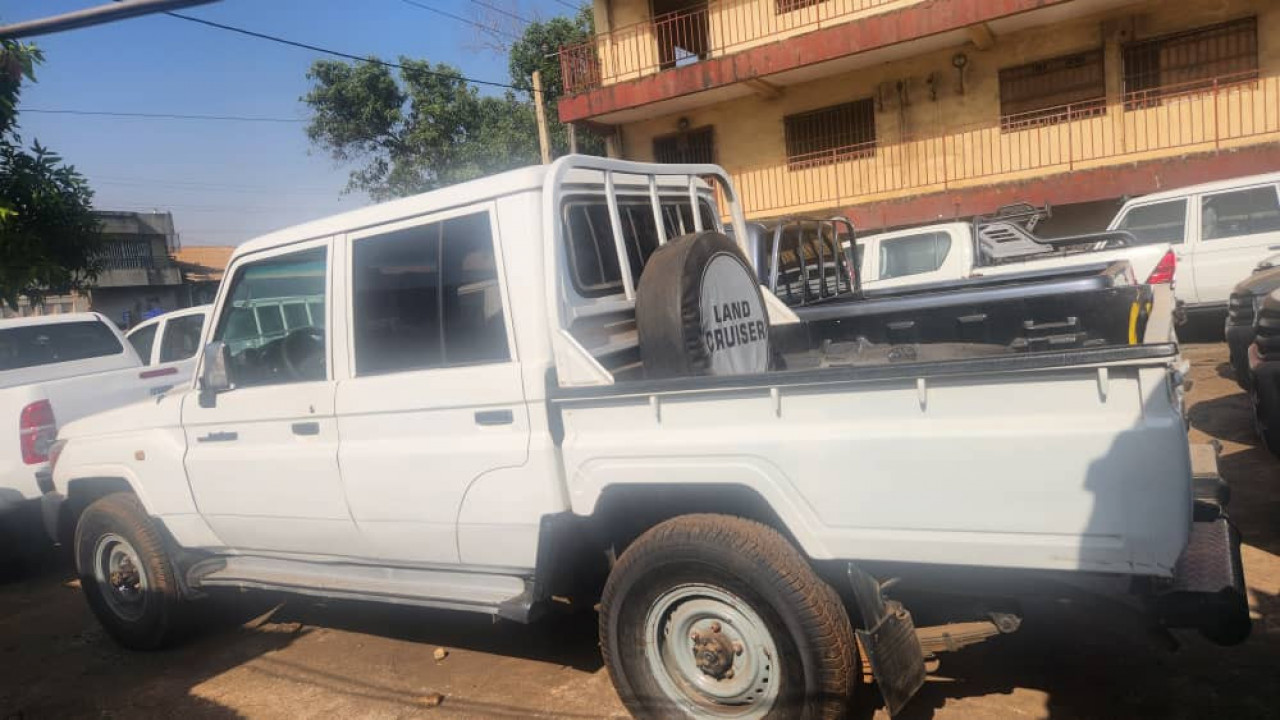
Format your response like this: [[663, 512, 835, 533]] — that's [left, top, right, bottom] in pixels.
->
[[93, 533, 149, 622], [642, 583, 781, 718]]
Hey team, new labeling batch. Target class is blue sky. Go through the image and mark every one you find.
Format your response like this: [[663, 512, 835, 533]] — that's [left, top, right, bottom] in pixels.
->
[[7, 0, 577, 246]]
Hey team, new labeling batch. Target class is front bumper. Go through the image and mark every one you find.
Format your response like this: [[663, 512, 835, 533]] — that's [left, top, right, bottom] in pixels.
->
[[1153, 515, 1251, 646]]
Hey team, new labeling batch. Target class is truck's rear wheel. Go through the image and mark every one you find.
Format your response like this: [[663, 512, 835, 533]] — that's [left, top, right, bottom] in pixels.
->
[[75, 493, 187, 650], [600, 514, 857, 720]]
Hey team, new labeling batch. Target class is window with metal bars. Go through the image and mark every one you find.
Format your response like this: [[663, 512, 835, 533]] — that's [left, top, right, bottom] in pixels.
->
[[998, 49, 1106, 131], [1122, 17, 1258, 109], [653, 126, 716, 165], [775, 0, 826, 13], [784, 99, 876, 168]]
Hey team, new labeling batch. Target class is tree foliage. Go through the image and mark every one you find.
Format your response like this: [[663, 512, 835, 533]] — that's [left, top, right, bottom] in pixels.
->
[[304, 6, 601, 200], [0, 39, 101, 308]]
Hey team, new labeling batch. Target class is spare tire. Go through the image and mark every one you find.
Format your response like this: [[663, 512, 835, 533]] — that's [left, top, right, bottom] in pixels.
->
[[636, 230, 771, 379]]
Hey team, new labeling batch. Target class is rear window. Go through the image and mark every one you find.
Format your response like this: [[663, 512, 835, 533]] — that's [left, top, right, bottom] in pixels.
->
[[562, 196, 719, 298], [0, 320, 125, 371]]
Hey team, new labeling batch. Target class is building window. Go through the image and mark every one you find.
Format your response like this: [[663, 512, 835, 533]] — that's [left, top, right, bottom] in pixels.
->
[[999, 49, 1106, 130], [653, 126, 715, 164], [784, 99, 876, 169], [775, 0, 825, 13], [1122, 17, 1258, 109]]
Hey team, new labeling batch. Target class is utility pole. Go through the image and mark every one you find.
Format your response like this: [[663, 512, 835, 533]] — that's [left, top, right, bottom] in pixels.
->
[[567, 123, 578, 154], [1, 0, 220, 40], [532, 70, 551, 164]]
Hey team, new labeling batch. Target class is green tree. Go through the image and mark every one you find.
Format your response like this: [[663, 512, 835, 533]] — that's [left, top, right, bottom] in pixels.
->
[[507, 6, 603, 157], [304, 6, 601, 200], [0, 39, 101, 309]]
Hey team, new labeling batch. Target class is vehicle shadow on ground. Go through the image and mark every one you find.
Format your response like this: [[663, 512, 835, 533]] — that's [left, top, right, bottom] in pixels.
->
[[262, 595, 605, 673], [0, 563, 300, 719]]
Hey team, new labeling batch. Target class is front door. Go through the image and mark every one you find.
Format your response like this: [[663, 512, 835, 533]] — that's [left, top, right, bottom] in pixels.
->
[[335, 206, 530, 565], [1192, 183, 1280, 305], [183, 240, 361, 557]]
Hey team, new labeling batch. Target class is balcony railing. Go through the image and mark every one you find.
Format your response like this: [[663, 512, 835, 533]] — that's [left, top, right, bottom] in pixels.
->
[[718, 72, 1280, 219], [560, 0, 913, 94]]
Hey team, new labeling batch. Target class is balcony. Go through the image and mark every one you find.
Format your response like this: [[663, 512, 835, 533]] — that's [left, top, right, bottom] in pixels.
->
[[719, 73, 1280, 220], [560, 0, 918, 95]]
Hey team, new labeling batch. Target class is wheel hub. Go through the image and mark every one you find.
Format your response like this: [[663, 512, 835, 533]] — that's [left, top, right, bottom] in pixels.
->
[[93, 533, 149, 622], [643, 584, 780, 719], [691, 622, 740, 680]]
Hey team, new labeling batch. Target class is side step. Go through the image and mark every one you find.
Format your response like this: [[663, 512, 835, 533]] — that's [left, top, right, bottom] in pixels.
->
[[189, 555, 532, 619]]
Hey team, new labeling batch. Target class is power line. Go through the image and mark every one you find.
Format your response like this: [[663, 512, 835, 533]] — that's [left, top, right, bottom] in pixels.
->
[[397, 0, 520, 41], [550, 0, 583, 11], [467, 0, 532, 26], [165, 10, 527, 92], [25, 108, 303, 123]]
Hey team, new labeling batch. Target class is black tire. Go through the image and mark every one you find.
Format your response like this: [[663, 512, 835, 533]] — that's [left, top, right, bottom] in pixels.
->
[[74, 493, 187, 650], [636, 231, 771, 380], [600, 514, 857, 720]]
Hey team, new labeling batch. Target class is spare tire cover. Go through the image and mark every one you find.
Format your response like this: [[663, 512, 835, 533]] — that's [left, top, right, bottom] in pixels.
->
[[636, 230, 771, 379]]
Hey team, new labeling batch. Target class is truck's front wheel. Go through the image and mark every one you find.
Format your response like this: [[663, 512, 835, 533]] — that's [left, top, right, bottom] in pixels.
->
[[600, 514, 857, 720], [75, 493, 187, 650]]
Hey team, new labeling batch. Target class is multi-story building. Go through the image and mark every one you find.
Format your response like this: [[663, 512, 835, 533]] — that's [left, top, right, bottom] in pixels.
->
[[558, 0, 1279, 234], [89, 211, 186, 327]]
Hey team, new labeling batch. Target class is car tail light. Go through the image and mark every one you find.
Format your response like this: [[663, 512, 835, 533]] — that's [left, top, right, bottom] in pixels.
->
[[1146, 250, 1176, 285], [19, 400, 57, 465]]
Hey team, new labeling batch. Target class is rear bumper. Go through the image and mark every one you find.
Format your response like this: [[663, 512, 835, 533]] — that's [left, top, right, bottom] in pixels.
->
[[1153, 515, 1251, 646]]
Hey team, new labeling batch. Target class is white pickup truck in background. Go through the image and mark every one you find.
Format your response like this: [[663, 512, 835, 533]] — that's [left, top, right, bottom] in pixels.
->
[[44, 158, 1248, 718], [0, 312, 183, 562], [748, 204, 1175, 304]]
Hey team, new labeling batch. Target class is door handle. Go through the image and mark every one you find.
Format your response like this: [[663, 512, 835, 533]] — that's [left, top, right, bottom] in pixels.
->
[[197, 431, 238, 443], [291, 421, 320, 436], [474, 409, 514, 426]]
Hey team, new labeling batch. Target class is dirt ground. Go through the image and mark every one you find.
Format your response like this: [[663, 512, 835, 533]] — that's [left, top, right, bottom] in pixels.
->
[[1, 341, 1278, 720]]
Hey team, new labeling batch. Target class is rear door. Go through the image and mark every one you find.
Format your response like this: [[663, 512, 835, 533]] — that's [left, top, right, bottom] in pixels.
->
[[1191, 183, 1280, 305], [335, 205, 529, 565], [153, 309, 208, 385]]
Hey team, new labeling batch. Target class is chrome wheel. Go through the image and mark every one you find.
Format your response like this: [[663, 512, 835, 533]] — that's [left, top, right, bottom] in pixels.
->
[[92, 533, 149, 622], [643, 584, 781, 719]]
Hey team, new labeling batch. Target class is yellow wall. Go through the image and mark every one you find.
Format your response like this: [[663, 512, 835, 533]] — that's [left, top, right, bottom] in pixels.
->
[[615, 0, 1280, 218]]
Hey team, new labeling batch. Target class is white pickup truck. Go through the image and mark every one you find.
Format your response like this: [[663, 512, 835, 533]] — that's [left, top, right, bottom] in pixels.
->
[[45, 158, 1247, 718], [752, 207, 1174, 303], [0, 313, 183, 562]]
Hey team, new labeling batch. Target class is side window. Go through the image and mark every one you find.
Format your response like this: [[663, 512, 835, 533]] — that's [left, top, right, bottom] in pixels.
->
[[212, 247, 327, 388], [1201, 186, 1280, 241], [1115, 199, 1187, 244], [878, 232, 952, 280], [158, 313, 205, 363], [352, 210, 510, 377], [127, 324, 157, 365]]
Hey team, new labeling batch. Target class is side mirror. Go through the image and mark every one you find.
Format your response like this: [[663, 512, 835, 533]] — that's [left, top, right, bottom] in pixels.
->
[[198, 341, 232, 408]]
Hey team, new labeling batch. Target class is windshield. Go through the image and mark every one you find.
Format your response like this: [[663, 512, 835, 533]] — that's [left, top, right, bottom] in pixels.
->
[[0, 320, 125, 371]]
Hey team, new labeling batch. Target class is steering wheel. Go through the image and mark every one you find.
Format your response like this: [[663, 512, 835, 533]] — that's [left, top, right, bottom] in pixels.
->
[[281, 326, 325, 381]]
